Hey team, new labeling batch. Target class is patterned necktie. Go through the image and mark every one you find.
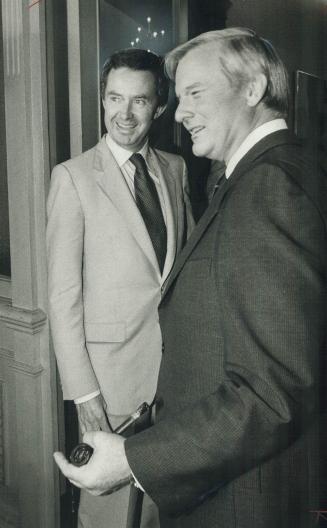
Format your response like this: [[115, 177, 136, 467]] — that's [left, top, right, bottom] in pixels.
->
[[130, 153, 167, 274]]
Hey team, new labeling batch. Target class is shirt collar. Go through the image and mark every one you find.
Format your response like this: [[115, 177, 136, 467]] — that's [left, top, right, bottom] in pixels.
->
[[225, 119, 288, 179], [105, 134, 149, 168]]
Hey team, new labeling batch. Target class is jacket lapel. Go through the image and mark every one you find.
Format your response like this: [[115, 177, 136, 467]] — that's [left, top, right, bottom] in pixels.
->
[[161, 178, 228, 296], [150, 148, 178, 283], [161, 129, 299, 298], [94, 137, 160, 273]]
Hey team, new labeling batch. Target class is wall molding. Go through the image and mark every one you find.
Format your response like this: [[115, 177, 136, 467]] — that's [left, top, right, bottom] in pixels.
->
[[0, 347, 43, 377], [0, 347, 13, 361], [2, 0, 21, 77], [0, 382, 4, 484], [0, 300, 47, 335], [10, 359, 43, 377], [0, 0, 59, 524], [0, 277, 11, 300]]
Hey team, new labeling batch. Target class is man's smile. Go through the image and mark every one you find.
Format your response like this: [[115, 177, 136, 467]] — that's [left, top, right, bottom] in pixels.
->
[[115, 121, 137, 132], [188, 125, 205, 140]]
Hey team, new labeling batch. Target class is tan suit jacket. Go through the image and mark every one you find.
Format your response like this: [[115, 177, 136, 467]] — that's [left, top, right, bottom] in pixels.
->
[[47, 137, 194, 415]]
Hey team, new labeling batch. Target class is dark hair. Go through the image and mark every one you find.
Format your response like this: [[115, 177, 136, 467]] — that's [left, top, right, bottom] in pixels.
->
[[166, 28, 289, 118], [100, 48, 169, 106]]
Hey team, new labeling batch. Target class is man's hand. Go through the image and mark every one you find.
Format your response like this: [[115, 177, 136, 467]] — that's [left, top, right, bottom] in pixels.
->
[[54, 431, 132, 496], [76, 395, 110, 434]]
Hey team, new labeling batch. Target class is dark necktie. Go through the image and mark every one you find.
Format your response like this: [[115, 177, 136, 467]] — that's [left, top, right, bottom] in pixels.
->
[[130, 153, 167, 274], [208, 162, 227, 201], [212, 171, 227, 197]]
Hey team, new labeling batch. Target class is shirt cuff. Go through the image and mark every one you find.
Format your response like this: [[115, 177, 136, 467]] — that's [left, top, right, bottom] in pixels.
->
[[74, 390, 101, 404], [130, 470, 145, 492]]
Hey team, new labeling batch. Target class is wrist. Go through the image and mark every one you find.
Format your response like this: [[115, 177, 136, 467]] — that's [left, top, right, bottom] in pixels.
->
[[74, 390, 101, 404], [123, 439, 144, 491]]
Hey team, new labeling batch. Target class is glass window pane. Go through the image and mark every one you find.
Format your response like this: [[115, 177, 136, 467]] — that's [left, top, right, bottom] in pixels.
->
[[99, 0, 173, 65]]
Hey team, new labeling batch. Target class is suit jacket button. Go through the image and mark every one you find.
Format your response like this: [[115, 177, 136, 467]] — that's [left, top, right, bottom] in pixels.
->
[[162, 342, 165, 353]]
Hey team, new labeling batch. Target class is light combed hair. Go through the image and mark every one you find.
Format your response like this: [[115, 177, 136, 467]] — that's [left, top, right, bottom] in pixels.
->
[[165, 28, 289, 118]]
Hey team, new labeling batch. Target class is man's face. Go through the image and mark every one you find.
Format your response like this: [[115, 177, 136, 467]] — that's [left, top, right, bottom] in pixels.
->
[[102, 67, 164, 152], [175, 45, 250, 162]]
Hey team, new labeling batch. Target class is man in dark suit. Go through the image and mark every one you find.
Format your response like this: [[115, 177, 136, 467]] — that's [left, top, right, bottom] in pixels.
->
[[54, 28, 327, 528]]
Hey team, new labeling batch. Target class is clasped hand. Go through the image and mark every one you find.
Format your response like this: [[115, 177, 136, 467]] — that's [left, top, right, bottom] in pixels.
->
[[54, 431, 132, 496]]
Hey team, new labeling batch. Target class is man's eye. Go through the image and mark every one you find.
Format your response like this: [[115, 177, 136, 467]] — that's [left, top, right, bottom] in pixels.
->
[[134, 99, 146, 106], [108, 96, 120, 102]]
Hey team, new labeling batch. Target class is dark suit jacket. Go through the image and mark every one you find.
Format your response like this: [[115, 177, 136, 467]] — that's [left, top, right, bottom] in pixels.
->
[[125, 130, 327, 528]]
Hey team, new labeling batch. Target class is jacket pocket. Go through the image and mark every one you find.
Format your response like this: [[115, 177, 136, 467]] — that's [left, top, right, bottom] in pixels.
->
[[84, 322, 126, 343]]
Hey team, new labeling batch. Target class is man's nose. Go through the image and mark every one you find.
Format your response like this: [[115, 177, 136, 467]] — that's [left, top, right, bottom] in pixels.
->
[[175, 99, 191, 123], [120, 100, 133, 118]]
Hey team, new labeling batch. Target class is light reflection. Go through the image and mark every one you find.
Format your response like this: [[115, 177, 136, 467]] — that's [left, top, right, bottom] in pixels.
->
[[128, 16, 167, 49]]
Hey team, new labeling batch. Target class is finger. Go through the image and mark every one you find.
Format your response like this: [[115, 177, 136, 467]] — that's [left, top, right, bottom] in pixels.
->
[[53, 452, 77, 480], [99, 489, 115, 496], [77, 414, 87, 435], [100, 416, 111, 432], [83, 420, 100, 433], [79, 422, 87, 435], [83, 430, 97, 447], [99, 481, 127, 496], [69, 479, 82, 489]]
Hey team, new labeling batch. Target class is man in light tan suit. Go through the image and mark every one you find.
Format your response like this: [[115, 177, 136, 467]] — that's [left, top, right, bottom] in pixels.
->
[[47, 49, 194, 528]]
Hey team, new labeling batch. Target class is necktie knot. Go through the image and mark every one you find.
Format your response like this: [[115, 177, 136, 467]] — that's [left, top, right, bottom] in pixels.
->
[[130, 153, 147, 173]]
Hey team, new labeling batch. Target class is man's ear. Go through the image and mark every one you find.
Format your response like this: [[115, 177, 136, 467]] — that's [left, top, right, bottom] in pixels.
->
[[154, 104, 167, 120], [246, 73, 268, 107]]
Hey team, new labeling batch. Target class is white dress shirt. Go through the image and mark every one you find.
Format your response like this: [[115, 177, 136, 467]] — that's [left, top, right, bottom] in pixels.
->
[[226, 119, 288, 179]]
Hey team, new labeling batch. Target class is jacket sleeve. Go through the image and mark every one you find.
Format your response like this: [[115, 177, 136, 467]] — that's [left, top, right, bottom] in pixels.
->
[[46, 164, 99, 400], [125, 163, 326, 515]]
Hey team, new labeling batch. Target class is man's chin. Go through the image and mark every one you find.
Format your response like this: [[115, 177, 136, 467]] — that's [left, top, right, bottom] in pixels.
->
[[113, 134, 136, 149], [192, 142, 207, 158], [112, 131, 147, 151], [115, 133, 135, 144]]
